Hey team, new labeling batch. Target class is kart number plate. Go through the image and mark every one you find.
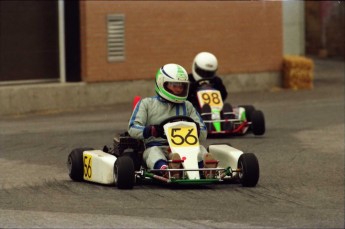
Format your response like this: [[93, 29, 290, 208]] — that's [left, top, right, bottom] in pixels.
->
[[167, 126, 199, 147], [197, 90, 223, 109], [83, 154, 93, 180]]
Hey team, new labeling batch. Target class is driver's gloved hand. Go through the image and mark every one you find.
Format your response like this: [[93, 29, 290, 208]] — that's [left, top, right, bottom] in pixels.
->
[[143, 125, 159, 138], [198, 80, 210, 86]]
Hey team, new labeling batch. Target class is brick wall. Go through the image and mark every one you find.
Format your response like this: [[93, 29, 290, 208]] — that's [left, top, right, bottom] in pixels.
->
[[80, 1, 283, 82]]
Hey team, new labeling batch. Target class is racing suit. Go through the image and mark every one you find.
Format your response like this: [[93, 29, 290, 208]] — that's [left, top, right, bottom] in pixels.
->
[[187, 74, 228, 110], [128, 95, 208, 169]]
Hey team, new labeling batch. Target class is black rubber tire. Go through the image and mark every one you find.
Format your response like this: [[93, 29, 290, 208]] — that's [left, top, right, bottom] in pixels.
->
[[201, 104, 213, 131], [67, 147, 94, 181], [123, 149, 142, 171], [114, 156, 135, 189], [251, 110, 265, 135], [221, 103, 234, 131], [239, 105, 255, 122], [238, 153, 260, 187]]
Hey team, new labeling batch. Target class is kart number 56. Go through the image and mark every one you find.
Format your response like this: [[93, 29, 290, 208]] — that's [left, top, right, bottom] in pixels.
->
[[168, 127, 199, 147], [83, 154, 92, 180]]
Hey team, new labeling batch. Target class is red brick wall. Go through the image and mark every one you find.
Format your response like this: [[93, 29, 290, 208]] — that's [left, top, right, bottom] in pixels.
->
[[80, 1, 283, 82]]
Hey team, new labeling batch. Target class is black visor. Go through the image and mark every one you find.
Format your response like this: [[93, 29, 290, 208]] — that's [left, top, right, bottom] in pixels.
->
[[194, 63, 216, 79], [163, 82, 189, 97]]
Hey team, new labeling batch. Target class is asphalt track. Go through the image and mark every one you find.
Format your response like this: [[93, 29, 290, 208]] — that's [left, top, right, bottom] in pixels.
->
[[0, 58, 344, 228]]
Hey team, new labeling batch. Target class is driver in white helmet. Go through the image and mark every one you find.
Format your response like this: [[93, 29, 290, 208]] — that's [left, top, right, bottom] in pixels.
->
[[128, 63, 217, 179], [187, 52, 228, 109]]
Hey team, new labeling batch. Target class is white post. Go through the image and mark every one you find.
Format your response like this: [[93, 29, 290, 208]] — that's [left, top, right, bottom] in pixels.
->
[[58, 0, 66, 83]]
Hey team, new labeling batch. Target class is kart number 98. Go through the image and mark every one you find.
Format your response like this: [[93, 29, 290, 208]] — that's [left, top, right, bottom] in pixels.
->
[[198, 90, 223, 107]]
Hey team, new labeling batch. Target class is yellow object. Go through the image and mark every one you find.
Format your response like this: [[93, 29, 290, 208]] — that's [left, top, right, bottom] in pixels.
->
[[283, 55, 314, 89], [167, 126, 199, 147], [83, 154, 93, 180]]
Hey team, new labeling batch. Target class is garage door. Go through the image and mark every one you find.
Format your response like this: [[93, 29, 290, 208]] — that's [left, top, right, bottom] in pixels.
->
[[0, 1, 59, 84]]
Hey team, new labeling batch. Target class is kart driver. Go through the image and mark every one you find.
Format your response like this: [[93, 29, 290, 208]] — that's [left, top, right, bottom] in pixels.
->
[[128, 63, 217, 179], [187, 52, 228, 108]]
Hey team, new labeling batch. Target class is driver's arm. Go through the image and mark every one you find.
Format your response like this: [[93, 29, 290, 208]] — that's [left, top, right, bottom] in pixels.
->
[[128, 99, 148, 140]]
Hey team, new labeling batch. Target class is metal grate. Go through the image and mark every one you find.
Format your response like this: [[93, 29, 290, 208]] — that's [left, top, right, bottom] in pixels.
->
[[107, 14, 125, 62]]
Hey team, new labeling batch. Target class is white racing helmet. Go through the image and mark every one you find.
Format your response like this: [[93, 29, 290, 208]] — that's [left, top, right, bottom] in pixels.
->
[[155, 63, 190, 103], [192, 52, 218, 81]]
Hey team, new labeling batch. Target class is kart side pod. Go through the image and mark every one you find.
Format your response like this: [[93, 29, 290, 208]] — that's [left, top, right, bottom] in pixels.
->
[[82, 150, 117, 185], [208, 144, 243, 172]]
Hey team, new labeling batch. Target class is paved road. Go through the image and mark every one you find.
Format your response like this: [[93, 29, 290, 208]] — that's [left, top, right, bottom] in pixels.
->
[[0, 58, 344, 228]]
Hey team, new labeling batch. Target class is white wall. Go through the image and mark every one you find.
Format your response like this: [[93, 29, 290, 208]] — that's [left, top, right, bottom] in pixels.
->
[[283, 1, 305, 55]]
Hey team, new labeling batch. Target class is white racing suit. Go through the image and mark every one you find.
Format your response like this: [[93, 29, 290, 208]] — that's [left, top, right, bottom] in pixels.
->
[[128, 95, 208, 169]]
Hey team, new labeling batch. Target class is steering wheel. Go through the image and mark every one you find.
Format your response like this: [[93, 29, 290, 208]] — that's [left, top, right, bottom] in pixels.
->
[[157, 116, 199, 139]]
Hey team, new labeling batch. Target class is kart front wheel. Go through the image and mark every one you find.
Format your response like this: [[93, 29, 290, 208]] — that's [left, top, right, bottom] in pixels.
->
[[251, 110, 265, 135], [238, 153, 259, 187], [67, 148, 94, 181], [221, 103, 234, 131], [200, 104, 213, 131], [239, 105, 255, 122], [114, 156, 135, 189]]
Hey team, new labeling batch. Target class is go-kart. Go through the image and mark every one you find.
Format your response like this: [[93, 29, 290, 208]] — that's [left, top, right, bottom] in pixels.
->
[[67, 116, 260, 189], [195, 83, 265, 136]]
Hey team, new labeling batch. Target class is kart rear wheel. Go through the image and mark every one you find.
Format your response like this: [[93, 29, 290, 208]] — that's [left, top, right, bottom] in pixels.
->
[[251, 110, 265, 135], [238, 153, 259, 187], [114, 156, 135, 189], [67, 148, 94, 181]]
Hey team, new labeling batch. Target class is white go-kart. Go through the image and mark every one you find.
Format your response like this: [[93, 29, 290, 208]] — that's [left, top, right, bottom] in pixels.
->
[[67, 116, 260, 189]]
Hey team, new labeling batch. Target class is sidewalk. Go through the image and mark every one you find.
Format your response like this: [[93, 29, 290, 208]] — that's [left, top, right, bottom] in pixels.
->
[[0, 57, 343, 116]]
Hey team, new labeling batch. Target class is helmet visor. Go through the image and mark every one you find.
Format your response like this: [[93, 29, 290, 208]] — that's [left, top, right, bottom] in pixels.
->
[[195, 63, 216, 79], [164, 82, 189, 97]]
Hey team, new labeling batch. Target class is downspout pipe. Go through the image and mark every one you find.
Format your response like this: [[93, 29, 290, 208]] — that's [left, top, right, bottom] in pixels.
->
[[58, 0, 66, 83]]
